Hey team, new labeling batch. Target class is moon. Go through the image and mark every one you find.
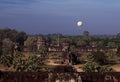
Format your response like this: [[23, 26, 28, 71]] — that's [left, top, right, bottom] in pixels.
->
[[77, 21, 83, 27]]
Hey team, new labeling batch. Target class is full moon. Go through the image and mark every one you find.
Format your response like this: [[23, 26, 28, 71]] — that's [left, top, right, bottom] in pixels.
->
[[77, 21, 83, 27]]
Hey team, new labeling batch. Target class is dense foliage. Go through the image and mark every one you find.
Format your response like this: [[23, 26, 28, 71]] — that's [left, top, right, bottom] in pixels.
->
[[82, 62, 115, 72], [0, 28, 27, 44], [0, 28, 27, 55], [13, 52, 43, 72], [87, 51, 107, 65]]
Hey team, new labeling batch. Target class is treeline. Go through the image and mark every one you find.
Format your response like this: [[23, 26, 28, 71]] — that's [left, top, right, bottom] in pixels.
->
[[0, 28, 120, 57], [0, 28, 27, 45], [37, 31, 120, 47], [0, 28, 27, 55], [0, 28, 120, 72]]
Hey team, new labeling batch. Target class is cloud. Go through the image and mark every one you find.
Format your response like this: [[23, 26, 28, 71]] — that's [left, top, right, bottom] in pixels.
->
[[0, 0, 37, 4], [0, 0, 38, 10]]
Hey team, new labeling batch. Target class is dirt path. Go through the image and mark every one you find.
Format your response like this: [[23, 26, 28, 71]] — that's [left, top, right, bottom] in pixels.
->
[[73, 64, 83, 72], [46, 59, 61, 65], [111, 64, 120, 72]]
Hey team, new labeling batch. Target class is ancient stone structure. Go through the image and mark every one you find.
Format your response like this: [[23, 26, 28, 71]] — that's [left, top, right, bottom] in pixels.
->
[[0, 71, 120, 82], [37, 36, 45, 50]]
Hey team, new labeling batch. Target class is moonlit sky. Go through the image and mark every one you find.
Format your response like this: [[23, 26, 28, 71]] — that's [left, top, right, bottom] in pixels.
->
[[0, 0, 120, 35]]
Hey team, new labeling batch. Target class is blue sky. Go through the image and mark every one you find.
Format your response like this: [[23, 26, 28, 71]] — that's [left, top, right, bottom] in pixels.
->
[[0, 0, 120, 35]]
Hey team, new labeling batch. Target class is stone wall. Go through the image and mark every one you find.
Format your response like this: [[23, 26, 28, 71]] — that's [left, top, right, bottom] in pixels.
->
[[0, 71, 120, 82]]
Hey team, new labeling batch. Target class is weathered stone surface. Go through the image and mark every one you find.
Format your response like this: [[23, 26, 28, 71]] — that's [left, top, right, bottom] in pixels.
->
[[0, 71, 119, 82]]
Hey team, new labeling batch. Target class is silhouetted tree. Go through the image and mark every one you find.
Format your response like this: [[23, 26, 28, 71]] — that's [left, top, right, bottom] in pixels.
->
[[87, 51, 107, 65]]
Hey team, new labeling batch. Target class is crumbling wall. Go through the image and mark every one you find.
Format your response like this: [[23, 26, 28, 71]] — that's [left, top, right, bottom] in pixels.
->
[[0, 71, 119, 82]]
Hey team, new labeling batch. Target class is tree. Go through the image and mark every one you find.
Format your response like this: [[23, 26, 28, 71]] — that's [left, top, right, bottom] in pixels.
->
[[107, 42, 116, 47], [82, 62, 115, 72], [82, 31, 91, 46], [0, 28, 27, 52], [97, 40, 105, 47], [83, 31, 89, 37], [69, 45, 76, 52], [83, 31, 90, 40], [82, 62, 98, 72], [47, 33, 62, 45], [0, 28, 17, 41], [2, 38, 14, 55], [98, 66, 115, 72], [15, 32, 27, 46], [13, 54, 43, 72], [0, 54, 13, 67], [76, 39, 87, 46], [38, 45, 47, 54], [87, 51, 107, 65], [24, 36, 37, 52], [13, 52, 24, 71], [116, 33, 120, 39], [117, 46, 120, 56], [106, 50, 119, 64], [24, 55, 42, 72], [0, 34, 2, 55], [0, 28, 27, 43]]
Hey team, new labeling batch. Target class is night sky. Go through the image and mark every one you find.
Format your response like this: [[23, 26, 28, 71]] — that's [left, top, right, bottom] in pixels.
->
[[0, 0, 120, 35]]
